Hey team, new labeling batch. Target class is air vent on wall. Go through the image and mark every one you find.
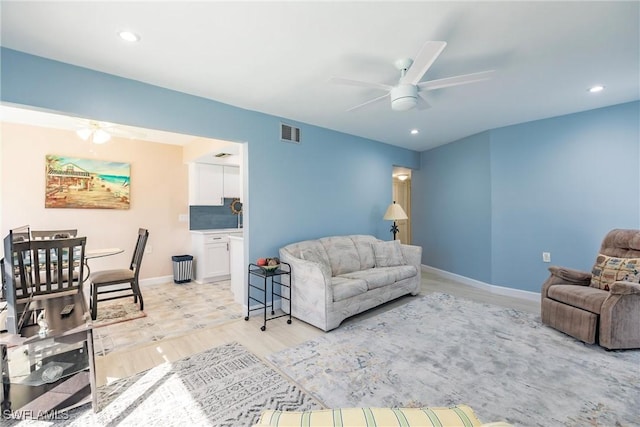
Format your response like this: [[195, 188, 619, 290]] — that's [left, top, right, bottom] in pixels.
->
[[280, 123, 300, 143]]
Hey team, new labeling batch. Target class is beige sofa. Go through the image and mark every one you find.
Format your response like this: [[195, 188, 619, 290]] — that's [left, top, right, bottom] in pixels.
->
[[541, 229, 640, 350], [279, 235, 422, 331]]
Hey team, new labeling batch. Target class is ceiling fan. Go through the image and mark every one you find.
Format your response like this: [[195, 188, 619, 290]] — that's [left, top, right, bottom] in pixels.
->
[[75, 119, 145, 144], [330, 41, 494, 112]]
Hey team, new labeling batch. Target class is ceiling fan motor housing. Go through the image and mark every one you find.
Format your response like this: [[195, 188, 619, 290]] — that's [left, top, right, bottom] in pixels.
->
[[390, 84, 418, 111]]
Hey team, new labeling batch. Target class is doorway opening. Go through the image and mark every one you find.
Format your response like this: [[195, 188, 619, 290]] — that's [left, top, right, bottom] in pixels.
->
[[392, 167, 412, 244]]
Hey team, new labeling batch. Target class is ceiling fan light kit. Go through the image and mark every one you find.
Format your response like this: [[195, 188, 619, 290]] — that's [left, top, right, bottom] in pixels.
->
[[76, 128, 93, 141], [92, 129, 111, 144], [390, 84, 418, 111], [76, 122, 112, 144]]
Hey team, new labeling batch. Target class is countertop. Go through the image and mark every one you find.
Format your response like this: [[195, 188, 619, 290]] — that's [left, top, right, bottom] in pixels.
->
[[190, 228, 244, 234]]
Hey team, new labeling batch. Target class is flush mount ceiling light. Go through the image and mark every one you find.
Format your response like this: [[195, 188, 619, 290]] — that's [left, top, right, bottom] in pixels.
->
[[390, 85, 418, 111], [588, 85, 605, 93], [76, 122, 111, 144], [410, 129, 419, 135], [118, 30, 140, 42], [397, 174, 410, 181]]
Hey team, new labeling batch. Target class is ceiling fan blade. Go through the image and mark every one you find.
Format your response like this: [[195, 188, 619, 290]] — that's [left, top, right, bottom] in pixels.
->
[[330, 76, 393, 92], [346, 93, 389, 112], [417, 70, 495, 91], [401, 41, 447, 85], [416, 92, 431, 110]]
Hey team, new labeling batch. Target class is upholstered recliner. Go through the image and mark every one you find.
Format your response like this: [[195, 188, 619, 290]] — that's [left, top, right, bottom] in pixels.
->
[[541, 229, 640, 350]]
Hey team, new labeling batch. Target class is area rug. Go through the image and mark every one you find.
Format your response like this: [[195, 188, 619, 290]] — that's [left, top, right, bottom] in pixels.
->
[[267, 293, 640, 426], [7, 342, 323, 426], [92, 300, 146, 328]]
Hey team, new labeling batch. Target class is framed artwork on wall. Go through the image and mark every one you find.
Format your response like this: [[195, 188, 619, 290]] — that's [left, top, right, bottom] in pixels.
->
[[45, 154, 130, 209]]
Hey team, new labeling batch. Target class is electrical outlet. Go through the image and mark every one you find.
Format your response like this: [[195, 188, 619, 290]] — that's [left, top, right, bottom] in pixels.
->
[[145, 244, 153, 254], [542, 252, 551, 263]]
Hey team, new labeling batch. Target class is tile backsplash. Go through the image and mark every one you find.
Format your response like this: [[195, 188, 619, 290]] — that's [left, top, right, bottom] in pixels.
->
[[190, 198, 242, 230]]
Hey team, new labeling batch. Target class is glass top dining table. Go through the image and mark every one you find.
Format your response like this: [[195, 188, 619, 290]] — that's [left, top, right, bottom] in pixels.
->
[[84, 247, 124, 279]]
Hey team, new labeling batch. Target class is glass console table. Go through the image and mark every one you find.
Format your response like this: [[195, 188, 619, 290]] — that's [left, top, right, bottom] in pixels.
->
[[1, 292, 96, 421]]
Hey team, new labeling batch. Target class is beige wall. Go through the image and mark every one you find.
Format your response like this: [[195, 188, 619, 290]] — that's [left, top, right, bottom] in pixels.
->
[[1, 122, 191, 280]]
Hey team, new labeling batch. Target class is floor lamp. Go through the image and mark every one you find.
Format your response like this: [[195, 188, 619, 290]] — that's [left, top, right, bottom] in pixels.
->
[[383, 201, 408, 240]]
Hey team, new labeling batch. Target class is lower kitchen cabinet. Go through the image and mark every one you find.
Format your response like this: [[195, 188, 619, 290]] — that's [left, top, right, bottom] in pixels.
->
[[191, 230, 243, 283]]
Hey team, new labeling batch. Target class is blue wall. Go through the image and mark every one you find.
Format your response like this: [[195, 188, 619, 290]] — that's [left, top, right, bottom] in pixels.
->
[[1, 48, 420, 262], [415, 101, 640, 293], [412, 132, 492, 283]]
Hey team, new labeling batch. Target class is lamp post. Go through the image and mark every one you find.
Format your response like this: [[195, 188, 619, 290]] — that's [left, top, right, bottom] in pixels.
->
[[383, 201, 408, 240]]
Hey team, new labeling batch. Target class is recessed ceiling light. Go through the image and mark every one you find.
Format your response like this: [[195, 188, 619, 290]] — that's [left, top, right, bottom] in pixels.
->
[[118, 31, 140, 42], [410, 129, 419, 135], [588, 85, 604, 93]]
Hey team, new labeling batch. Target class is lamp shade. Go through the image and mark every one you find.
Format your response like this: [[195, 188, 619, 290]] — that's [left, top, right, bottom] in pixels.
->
[[383, 202, 408, 221]]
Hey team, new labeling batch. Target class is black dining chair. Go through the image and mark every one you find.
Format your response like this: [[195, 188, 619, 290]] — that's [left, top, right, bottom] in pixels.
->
[[12, 236, 87, 297], [89, 228, 149, 320], [3, 236, 87, 334], [31, 229, 78, 240]]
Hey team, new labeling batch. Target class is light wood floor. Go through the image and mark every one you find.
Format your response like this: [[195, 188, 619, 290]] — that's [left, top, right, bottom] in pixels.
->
[[94, 270, 541, 387]]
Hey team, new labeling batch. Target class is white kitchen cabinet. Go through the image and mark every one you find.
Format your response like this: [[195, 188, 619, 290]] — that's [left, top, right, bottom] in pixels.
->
[[193, 233, 229, 283], [229, 235, 245, 305], [223, 166, 240, 199], [189, 163, 223, 206], [192, 230, 244, 283]]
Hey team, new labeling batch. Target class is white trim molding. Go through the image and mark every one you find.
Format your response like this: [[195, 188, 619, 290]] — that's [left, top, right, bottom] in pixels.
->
[[140, 275, 174, 287], [421, 265, 540, 303]]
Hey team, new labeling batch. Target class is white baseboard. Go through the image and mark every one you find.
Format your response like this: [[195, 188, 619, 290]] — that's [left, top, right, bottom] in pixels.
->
[[421, 265, 540, 303], [139, 275, 174, 287], [139, 275, 233, 287]]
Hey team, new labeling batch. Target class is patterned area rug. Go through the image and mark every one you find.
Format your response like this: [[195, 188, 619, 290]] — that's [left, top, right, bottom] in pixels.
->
[[92, 300, 146, 328], [268, 293, 640, 426], [6, 342, 322, 426], [93, 281, 243, 355]]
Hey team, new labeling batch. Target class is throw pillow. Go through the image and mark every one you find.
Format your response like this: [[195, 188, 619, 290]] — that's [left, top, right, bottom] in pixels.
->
[[372, 240, 406, 268], [590, 254, 640, 291]]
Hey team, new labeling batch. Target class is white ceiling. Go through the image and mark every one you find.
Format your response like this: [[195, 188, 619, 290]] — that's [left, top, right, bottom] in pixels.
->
[[1, 1, 638, 151]]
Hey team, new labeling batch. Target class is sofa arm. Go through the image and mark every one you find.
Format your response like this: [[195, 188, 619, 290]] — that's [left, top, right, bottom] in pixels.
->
[[279, 248, 333, 330], [599, 284, 640, 349], [547, 266, 592, 284], [401, 243, 422, 269], [610, 281, 640, 295], [279, 248, 332, 300], [541, 266, 591, 299]]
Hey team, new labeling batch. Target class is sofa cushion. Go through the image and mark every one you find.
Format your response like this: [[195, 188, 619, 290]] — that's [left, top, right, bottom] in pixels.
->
[[340, 266, 416, 290], [331, 276, 368, 302], [548, 284, 609, 314], [391, 265, 418, 281], [340, 268, 396, 290], [349, 235, 378, 270], [255, 405, 489, 427], [590, 254, 640, 291], [319, 236, 361, 276], [372, 240, 406, 267]]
